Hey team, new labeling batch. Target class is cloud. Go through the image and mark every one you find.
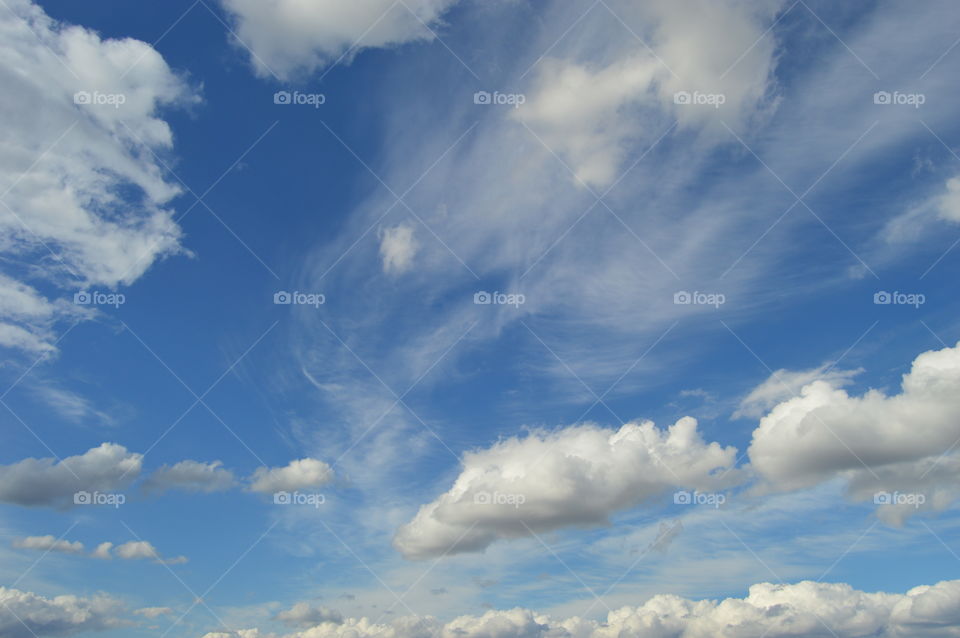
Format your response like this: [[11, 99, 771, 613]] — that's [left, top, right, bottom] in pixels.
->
[[0, 587, 127, 638], [218, 0, 461, 79], [936, 175, 960, 223], [0, 442, 141, 508], [111, 540, 187, 565], [12, 535, 84, 555], [747, 341, 960, 523], [379, 224, 419, 275], [394, 418, 738, 559], [92, 542, 113, 560], [143, 460, 236, 494], [0, 0, 196, 355], [134, 606, 173, 619], [249, 458, 334, 493], [275, 603, 343, 628], [197, 578, 960, 638], [733, 363, 862, 419]]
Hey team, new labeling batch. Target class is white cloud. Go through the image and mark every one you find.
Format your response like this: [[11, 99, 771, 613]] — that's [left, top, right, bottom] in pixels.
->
[[394, 418, 738, 559], [379, 224, 419, 275], [733, 363, 862, 419], [219, 0, 461, 79], [197, 578, 960, 638], [249, 458, 334, 493], [0, 0, 196, 355], [135, 606, 173, 619], [112, 540, 187, 565], [143, 459, 236, 494], [747, 341, 960, 523], [936, 175, 960, 223], [12, 535, 84, 555], [0, 586, 127, 638], [0, 442, 141, 508], [92, 542, 113, 560]]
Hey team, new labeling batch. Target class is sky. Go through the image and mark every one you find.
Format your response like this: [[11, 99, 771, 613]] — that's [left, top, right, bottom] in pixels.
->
[[1, 0, 960, 636]]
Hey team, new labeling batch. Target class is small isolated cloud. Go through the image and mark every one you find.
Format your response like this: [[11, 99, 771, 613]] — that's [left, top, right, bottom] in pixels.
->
[[936, 174, 960, 223], [249, 458, 333, 493], [95, 540, 187, 565], [134, 607, 173, 619], [0, 586, 127, 638], [218, 0, 461, 79], [12, 535, 84, 555], [275, 602, 343, 628], [378, 224, 418, 275], [0, 443, 141, 508], [734, 363, 862, 419], [143, 460, 236, 494], [394, 418, 738, 559]]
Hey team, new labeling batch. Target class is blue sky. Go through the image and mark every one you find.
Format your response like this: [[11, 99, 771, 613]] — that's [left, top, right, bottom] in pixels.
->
[[2, 0, 960, 637]]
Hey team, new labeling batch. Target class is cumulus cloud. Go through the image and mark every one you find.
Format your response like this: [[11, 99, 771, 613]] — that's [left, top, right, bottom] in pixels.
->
[[143, 459, 236, 494], [0, 0, 195, 355], [276, 603, 343, 628], [379, 224, 419, 275], [394, 418, 738, 559], [249, 458, 334, 494], [219, 0, 461, 79], [0, 443, 141, 508], [110, 540, 187, 565], [746, 341, 960, 524], [12, 535, 84, 555], [197, 579, 960, 638], [936, 175, 960, 223], [0, 587, 127, 638], [134, 606, 173, 618]]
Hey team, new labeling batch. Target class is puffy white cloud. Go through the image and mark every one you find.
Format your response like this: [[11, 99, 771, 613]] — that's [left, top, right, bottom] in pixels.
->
[[134, 606, 173, 619], [111, 540, 187, 565], [143, 459, 236, 494], [197, 579, 960, 638], [394, 418, 738, 559], [11, 535, 84, 555], [0, 586, 126, 638], [0, 442, 140, 508], [748, 341, 960, 494], [936, 175, 960, 223], [379, 224, 419, 275], [0, 0, 195, 355], [733, 364, 862, 419], [249, 458, 334, 494], [92, 542, 113, 560], [276, 603, 343, 628], [219, 0, 461, 79]]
